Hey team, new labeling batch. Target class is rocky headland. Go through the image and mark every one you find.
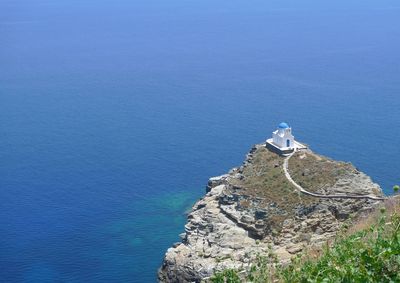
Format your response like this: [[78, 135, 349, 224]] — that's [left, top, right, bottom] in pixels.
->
[[158, 143, 384, 282]]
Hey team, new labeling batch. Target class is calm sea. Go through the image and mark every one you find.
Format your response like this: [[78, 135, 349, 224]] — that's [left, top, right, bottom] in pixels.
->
[[1, 0, 400, 282]]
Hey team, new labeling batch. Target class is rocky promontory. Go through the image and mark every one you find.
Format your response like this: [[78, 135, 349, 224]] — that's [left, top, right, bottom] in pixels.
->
[[158, 143, 384, 282]]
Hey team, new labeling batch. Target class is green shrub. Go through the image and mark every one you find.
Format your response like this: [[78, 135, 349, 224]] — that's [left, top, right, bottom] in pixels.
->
[[280, 212, 400, 283], [210, 269, 241, 283]]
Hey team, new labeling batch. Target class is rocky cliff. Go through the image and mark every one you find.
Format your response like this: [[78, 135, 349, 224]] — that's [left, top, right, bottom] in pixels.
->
[[158, 144, 384, 282]]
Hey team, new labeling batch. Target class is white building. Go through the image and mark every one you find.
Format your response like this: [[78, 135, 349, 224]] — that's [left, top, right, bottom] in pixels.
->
[[266, 122, 306, 155], [272, 122, 295, 149]]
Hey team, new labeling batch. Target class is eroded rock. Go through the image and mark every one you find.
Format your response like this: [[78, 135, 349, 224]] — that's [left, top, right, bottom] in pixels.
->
[[158, 145, 383, 282]]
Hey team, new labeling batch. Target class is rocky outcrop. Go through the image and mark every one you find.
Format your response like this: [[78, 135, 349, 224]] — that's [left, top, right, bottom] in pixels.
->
[[158, 144, 384, 282]]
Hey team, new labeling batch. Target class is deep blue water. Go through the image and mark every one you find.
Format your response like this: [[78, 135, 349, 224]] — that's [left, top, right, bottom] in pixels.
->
[[1, 0, 400, 282]]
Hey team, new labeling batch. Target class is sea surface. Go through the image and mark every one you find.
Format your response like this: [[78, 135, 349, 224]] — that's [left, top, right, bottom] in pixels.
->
[[1, 0, 400, 282]]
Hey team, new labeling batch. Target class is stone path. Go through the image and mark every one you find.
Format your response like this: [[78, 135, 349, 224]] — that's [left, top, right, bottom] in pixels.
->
[[283, 152, 385, 201]]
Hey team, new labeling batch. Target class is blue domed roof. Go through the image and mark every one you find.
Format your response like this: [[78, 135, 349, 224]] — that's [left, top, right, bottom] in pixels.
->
[[278, 122, 289, 129]]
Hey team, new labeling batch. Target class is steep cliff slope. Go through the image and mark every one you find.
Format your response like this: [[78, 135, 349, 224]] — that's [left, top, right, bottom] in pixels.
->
[[158, 144, 384, 282]]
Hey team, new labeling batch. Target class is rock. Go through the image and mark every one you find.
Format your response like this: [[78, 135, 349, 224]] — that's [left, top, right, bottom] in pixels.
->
[[274, 247, 292, 264], [240, 215, 254, 224], [255, 220, 265, 229], [286, 244, 303, 254], [158, 144, 384, 282], [206, 175, 229, 192]]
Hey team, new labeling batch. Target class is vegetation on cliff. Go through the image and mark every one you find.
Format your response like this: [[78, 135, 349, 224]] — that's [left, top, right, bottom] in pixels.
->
[[227, 147, 382, 233], [158, 145, 385, 282], [211, 195, 400, 283]]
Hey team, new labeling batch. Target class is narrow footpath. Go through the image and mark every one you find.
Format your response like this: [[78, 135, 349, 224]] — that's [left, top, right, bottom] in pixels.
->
[[283, 152, 385, 201]]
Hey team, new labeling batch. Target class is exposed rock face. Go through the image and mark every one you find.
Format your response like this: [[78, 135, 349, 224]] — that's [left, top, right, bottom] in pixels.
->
[[158, 144, 384, 282]]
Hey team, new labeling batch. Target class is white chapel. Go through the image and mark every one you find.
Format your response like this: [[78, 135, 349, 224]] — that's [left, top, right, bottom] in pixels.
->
[[272, 122, 294, 148], [266, 122, 306, 155]]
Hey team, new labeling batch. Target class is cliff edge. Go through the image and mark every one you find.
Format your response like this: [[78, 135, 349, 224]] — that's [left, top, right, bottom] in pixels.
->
[[158, 144, 384, 282]]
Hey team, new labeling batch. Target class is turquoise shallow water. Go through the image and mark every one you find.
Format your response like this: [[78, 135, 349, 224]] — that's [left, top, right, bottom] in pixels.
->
[[1, 0, 400, 282]]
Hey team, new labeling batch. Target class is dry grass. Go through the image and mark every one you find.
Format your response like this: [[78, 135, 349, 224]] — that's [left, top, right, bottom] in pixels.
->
[[288, 150, 352, 193], [227, 146, 372, 232], [228, 146, 317, 230]]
